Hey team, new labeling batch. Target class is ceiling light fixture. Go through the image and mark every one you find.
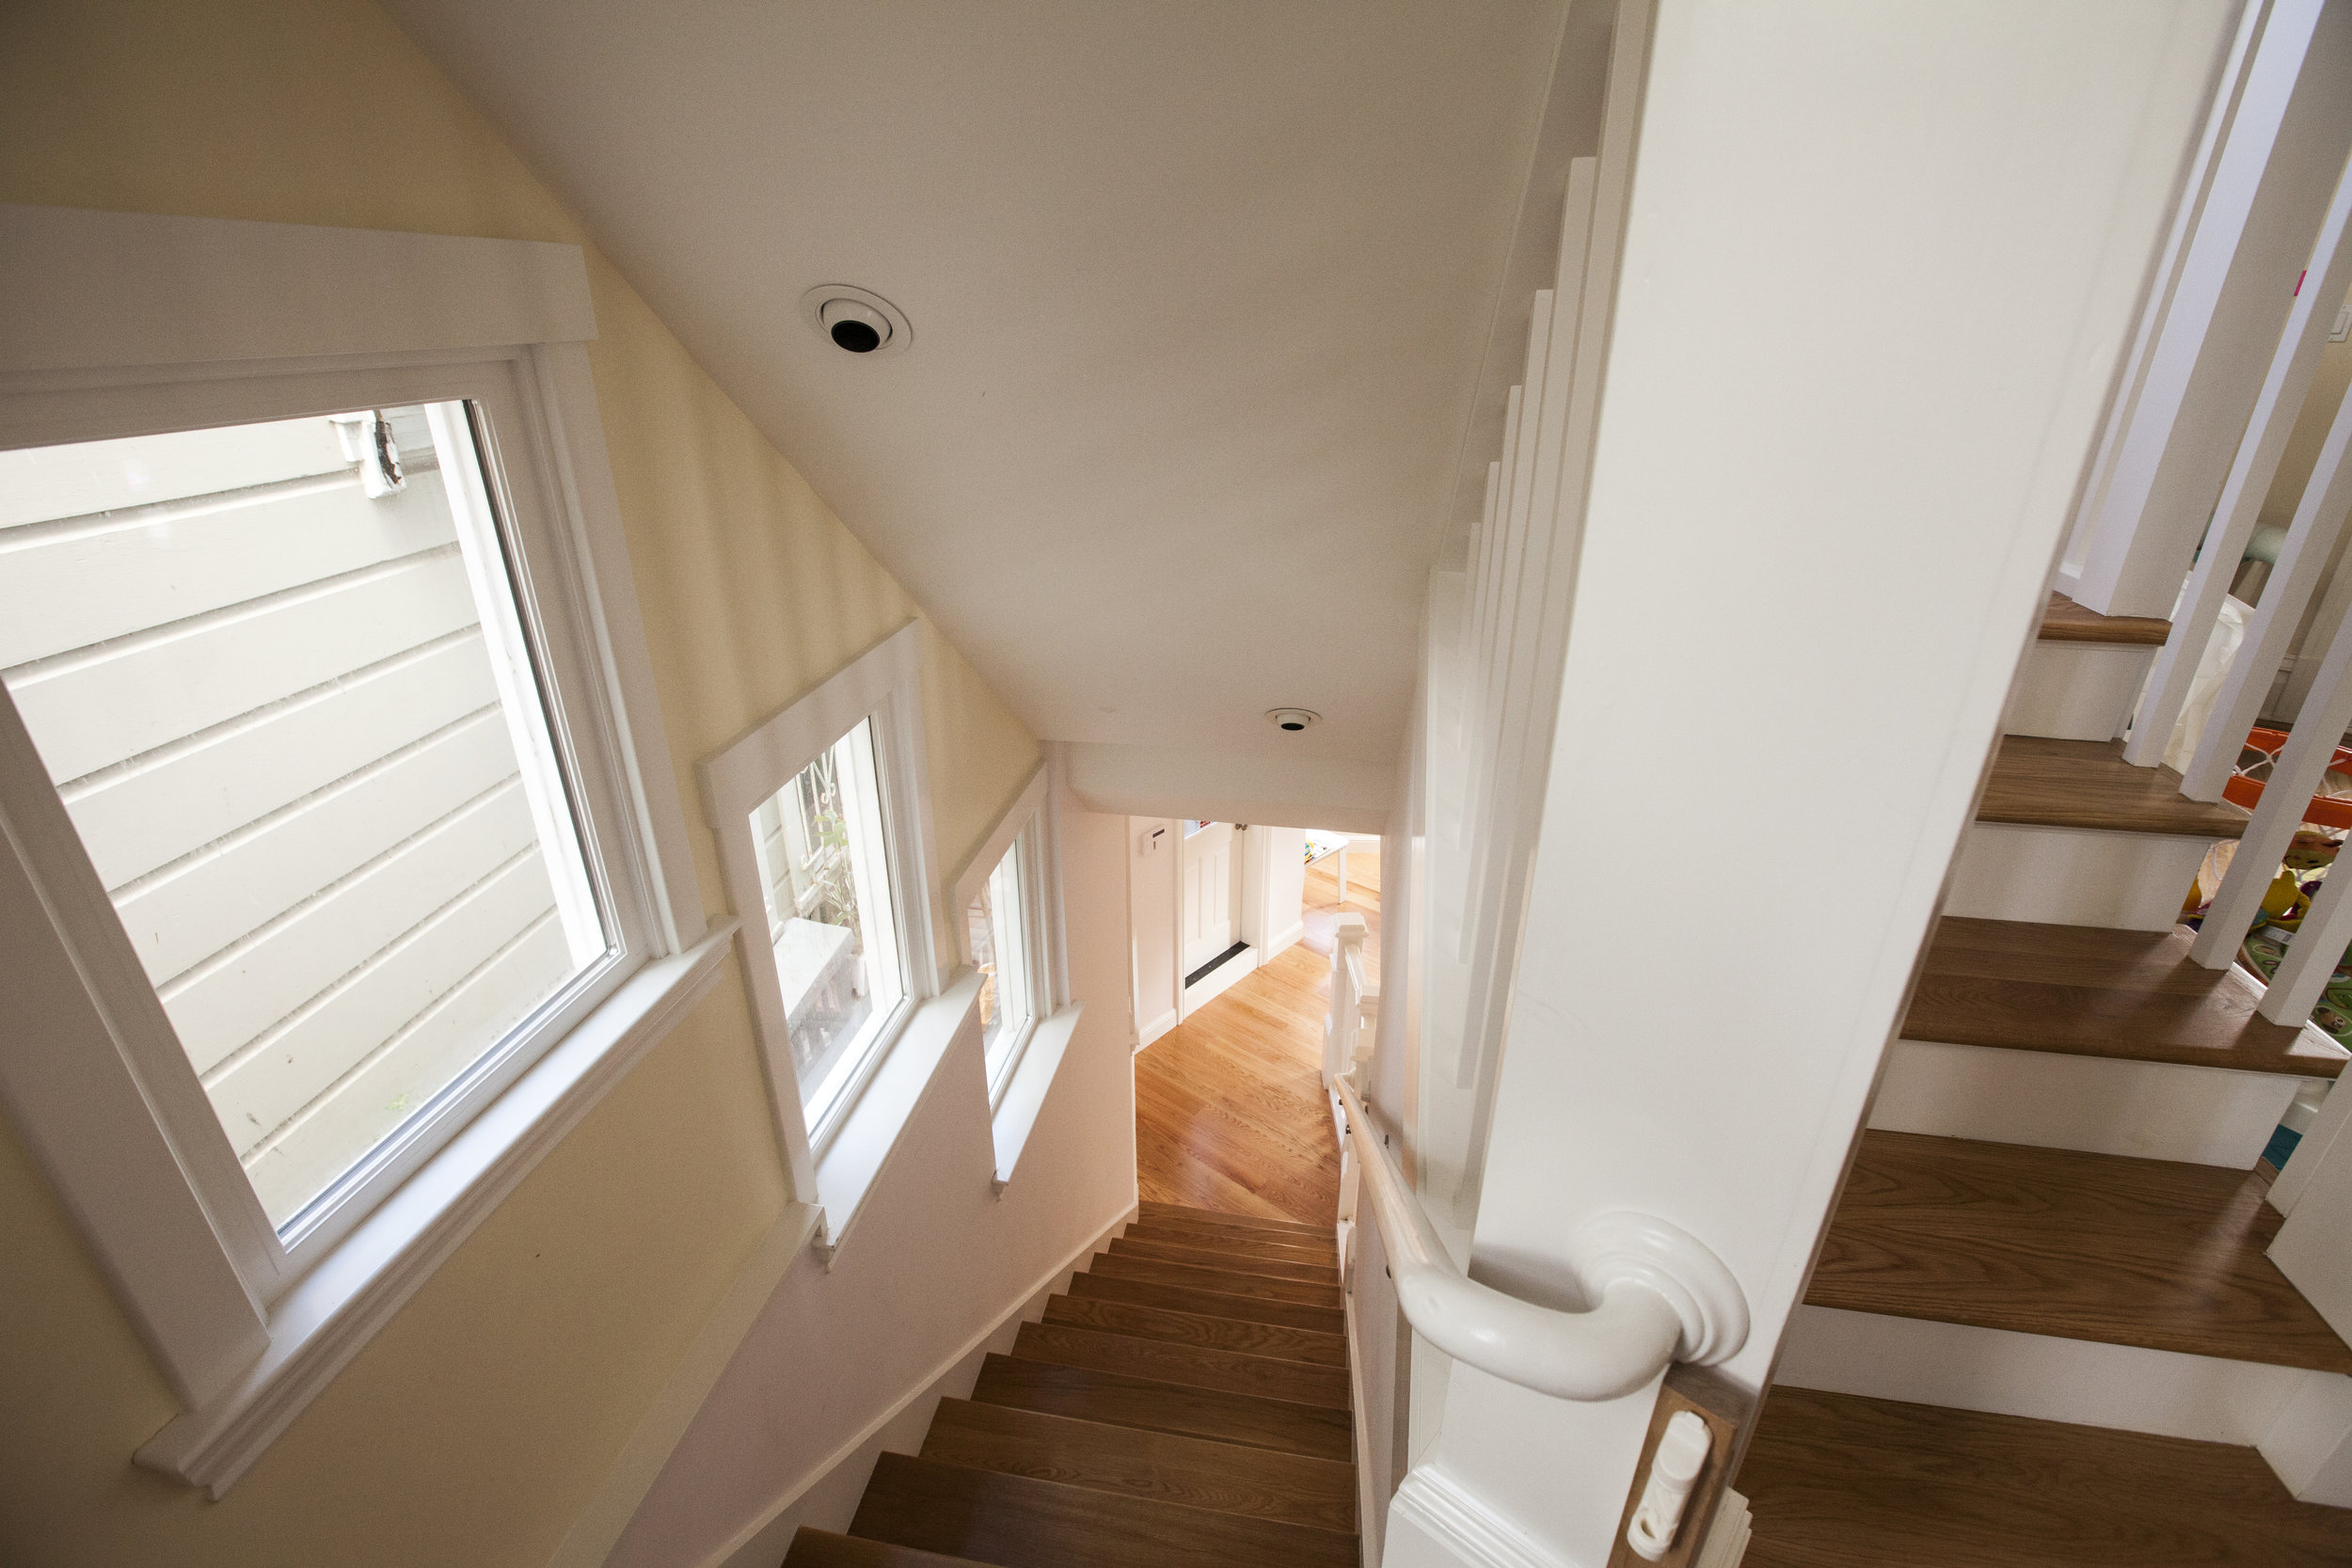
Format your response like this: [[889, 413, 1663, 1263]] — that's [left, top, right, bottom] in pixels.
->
[[801, 284, 913, 356], [1265, 708, 1321, 733]]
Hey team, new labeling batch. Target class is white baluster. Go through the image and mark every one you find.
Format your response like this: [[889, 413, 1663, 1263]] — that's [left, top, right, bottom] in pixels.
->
[[2179, 373, 2352, 801], [2127, 154, 2352, 767]]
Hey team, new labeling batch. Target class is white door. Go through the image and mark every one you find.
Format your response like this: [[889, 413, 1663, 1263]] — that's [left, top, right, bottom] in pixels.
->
[[1182, 820, 1237, 974]]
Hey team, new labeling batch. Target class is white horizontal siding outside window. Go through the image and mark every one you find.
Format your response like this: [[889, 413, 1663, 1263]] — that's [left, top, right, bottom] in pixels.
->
[[0, 402, 608, 1236], [0, 203, 722, 1496]]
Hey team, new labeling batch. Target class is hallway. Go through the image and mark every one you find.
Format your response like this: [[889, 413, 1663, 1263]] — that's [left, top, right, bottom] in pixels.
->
[[1133, 847, 1378, 1226]]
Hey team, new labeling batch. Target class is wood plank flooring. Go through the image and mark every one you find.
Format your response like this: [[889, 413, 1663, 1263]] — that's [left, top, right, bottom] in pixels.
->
[[1134, 850, 1370, 1225], [1978, 736, 2250, 838], [788, 1204, 1358, 1568], [2037, 590, 2171, 646], [1741, 1388, 2352, 1568], [1906, 916, 2348, 1077], [1805, 1131, 2352, 1372]]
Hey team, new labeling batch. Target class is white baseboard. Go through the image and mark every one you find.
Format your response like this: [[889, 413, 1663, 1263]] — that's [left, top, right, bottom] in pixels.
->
[[1265, 918, 1307, 961], [2004, 641, 2153, 741], [1695, 1486, 1751, 1568], [1775, 1305, 2306, 1444], [1869, 1038, 2302, 1167], [1946, 822, 2213, 931], [1182, 943, 1257, 1011], [685, 1202, 1136, 1568], [1385, 1463, 1571, 1568], [1137, 1008, 1178, 1052]]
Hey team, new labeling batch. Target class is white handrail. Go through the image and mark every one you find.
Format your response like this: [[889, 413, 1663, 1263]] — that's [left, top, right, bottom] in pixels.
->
[[1334, 1074, 1747, 1402]]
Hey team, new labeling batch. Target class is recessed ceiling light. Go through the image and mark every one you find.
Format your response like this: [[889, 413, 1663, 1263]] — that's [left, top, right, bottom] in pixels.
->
[[1265, 708, 1320, 732], [801, 284, 912, 356]]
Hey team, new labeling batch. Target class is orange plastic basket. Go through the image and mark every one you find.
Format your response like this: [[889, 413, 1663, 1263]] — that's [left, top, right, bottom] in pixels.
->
[[2222, 727, 2352, 832]]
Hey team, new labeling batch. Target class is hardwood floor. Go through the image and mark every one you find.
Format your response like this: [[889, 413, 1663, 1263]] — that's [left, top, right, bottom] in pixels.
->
[[2037, 590, 2171, 646], [1741, 1387, 2352, 1568], [1133, 848, 1373, 1226], [1979, 736, 2250, 837], [789, 1204, 1359, 1568]]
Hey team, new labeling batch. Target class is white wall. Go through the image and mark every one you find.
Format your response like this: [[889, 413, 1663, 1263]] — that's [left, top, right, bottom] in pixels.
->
[[601, 784, 1139, 1568], [1387, 5, 2235, 1567], [1128, 816, 1179, 1048], [1243, 824, 1308, 960]]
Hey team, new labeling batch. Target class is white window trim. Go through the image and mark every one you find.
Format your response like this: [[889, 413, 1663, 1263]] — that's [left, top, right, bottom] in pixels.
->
[[0, 204, 721, 1495], [698, 619, 946, 1223], [947, 754, 1084, 1191]]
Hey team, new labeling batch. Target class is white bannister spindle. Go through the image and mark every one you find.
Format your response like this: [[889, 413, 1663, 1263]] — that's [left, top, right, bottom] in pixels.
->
[[2126, 152, 2352, 767], [2178, 372, 2352, 800]]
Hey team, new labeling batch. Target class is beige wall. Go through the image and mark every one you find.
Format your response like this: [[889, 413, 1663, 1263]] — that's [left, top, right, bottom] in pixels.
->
[[0, 2, 1041, 1564]]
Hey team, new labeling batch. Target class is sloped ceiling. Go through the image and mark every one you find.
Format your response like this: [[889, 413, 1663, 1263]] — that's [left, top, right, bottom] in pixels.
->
[[382, 0, 1571, 778]]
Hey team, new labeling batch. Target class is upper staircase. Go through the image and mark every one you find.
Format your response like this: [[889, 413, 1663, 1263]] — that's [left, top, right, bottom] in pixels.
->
[[783, 1201, 1356, 1568], [1744, 594, 2352, 1563]]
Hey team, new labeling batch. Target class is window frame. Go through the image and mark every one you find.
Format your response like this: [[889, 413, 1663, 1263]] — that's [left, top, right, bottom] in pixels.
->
[[698, 620, 944, 1200], [952, 765, 1057, 1111], [0, 203, 721, 1495]]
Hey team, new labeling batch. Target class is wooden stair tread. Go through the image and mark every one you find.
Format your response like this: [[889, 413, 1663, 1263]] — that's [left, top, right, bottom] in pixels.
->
[[2037, 591, 2171, 647], [1740, 1387, 2352, 1568], [1807, 1132, 2352, 1372], [1107, 1236, 1340, 1283], [851, 1453, 1358, 1568], [783, 1528, 992, 1567], [1119, 1222, 1338, 1264], [1137, 1198, 1332, 1240], [1069, 1272, 1345, 1333], [1978, 736, 2249, 838], [972, 1353, 1353, 1461], [921, 1398, 1357, 1533], [1011, 1321, 1349, 1408], [1086, 1252, 1343, 1307], [1042, 1293, 1348, 1366], [1905, 917, 2347, 1078]]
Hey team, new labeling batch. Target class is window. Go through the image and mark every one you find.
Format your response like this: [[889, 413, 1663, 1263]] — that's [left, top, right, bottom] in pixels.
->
[[699, 619, 939, 1191], [749, 717, 907, 1133], [0, 404, 612, 1242], [967, 834, 1035, 1098], [0, 202, 717, 1492]]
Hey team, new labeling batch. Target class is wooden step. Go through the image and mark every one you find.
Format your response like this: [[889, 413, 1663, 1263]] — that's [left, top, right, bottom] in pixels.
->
[[1122, 1219, 1337, 1263], [1740, 1386, 2352, 1568], [921, 1398, 1358, 1533], [850, 1453, 1359, 1568], [971, 1353, 1353, 1461], [1042, 1292, 1349, 1367], [2037, 590, 2170, 646], [1069, 1272, 1345, 1334], [1010, 1321, 1349, 1408], [1086, 1253, 1343, 1308], [1138, 1199, 1331, 1240], [1806, 1131, 2352, 1372], [1108, 1236, 1340, 1283], [1905, 917, 2347, 1077], [782, 1528, 991, 1567], [1977, 736, 2249, 838]]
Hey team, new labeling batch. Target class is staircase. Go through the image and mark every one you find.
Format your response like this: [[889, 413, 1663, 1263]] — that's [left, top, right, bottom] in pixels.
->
[[783, 1200, 1357, 1567], [1744, 596, 2352, 1565]]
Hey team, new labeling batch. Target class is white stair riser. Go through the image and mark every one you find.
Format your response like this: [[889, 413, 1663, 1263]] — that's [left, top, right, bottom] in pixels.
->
[[2005, 641, 2155, 741], [1946, 822, 2212, 930], [1777, 1306, 2352, 1504], [1869, 1038, 2308, 1167]]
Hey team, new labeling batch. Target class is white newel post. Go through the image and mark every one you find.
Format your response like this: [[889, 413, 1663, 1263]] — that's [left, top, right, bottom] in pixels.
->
[[1329, 912, 1369, 1086], [1383, 5, 2234, 1568]]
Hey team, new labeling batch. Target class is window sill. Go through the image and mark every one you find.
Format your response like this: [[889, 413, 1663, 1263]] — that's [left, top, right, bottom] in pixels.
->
[[811, 970, 983, 1267], [991, 1003, 1086, 1194], [135, 924, 737, 1497]]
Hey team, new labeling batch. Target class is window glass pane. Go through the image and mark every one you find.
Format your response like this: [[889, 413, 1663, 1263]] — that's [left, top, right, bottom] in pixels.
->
[[0, 404, 610, 1231], [751, 717, 903, 1127], [968, 838, 1030, 1077]]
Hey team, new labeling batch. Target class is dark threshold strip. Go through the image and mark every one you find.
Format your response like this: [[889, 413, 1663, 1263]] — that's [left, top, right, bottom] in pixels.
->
[[1185, 941, 1250, 990]]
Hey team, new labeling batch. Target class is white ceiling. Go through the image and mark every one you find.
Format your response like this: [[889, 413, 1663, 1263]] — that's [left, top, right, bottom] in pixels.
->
[[383, 1, 1572, 772]]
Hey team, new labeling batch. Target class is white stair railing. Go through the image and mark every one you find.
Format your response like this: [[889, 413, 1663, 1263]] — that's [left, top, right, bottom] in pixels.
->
[[1324, 913, 1376, 1088], [1332, 1072, 1746, 1402]]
